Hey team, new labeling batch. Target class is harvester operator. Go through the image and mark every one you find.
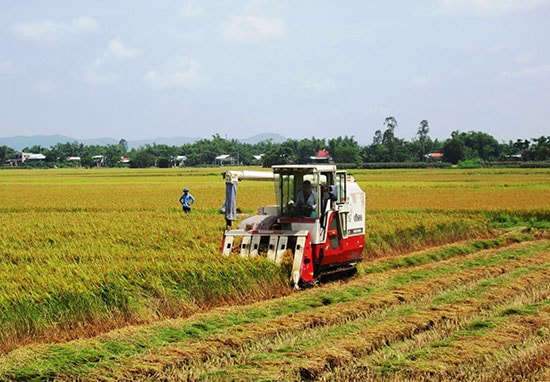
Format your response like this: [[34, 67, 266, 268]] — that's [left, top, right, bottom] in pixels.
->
[[295, 180, 317, 217]]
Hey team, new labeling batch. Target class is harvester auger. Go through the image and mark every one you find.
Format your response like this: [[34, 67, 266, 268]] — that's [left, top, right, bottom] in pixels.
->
[[221, 164, 365, 289]]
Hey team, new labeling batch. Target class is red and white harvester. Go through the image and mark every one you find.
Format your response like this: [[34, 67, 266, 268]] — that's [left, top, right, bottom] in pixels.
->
[[221, 164, 365, 288]]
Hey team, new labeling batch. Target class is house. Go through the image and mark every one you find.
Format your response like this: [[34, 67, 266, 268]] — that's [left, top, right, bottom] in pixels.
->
[[66, 156, 81, 167], [310, 149, 332, 163], [425, 152, 444, 162], [92, 155, 105, 167], [215, 154, 236, 166], [24, 153, 46, 161], [174, 155, 187, 166], [6, 152, 46, 166], [506, 154, 523, 162]]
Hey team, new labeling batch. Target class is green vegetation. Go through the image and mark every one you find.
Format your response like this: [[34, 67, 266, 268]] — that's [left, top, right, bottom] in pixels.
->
[[2, 126, 550, 168]]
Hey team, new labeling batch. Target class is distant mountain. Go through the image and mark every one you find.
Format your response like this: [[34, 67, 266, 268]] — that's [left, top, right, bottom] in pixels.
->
[[0, 133, 287, 151], [125, 136, 201, 149], [239, 133, 286, 144], [0, 134, 76, 151]]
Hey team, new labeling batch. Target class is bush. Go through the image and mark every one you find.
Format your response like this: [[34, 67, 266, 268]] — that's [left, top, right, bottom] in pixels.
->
[[457, 158, 485, 168], [336, 162, 452, 170], [157, 157, 171, 168]]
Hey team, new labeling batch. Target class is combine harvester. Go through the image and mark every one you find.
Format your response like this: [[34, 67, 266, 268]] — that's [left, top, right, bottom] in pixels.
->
[[221, 164, 365, 289]]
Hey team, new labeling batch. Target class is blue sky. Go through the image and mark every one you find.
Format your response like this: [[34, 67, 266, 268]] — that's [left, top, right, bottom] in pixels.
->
[[1, 0, 549, 145]]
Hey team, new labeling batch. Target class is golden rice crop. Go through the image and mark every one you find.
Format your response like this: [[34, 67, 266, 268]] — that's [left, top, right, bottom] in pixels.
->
[[0, 166, 548, 354], [353, 168, 550, 212], [8, 236, 543, 381]]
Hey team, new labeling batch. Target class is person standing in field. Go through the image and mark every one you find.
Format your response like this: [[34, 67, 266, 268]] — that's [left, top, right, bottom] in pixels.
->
[[179, 187, 195, 213]]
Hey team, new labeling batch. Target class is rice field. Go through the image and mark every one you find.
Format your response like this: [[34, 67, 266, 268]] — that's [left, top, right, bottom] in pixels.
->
[[0, 167, 549, 380]]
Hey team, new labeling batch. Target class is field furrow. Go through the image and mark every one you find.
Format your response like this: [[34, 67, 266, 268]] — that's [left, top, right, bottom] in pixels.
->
[[148, 244, 548, 381], [35, 238, 545, 381]]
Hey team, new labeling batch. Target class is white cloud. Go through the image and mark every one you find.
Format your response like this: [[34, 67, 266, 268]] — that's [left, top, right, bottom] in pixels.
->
[[80, 37, 138, 85], [144, 59, 205, 90], [179, 3, 203, 18], [304, 78, 336, 93], [514, 52, 535, 64], [35, 79, 55, 93], [408, 75, 431, 88], [220, 16, 285, 43], [10, 16, 99, 44], [438, 0, 550, 16], [71, 16, 100, 32], [105, 37, 139, 62], [80, 66, 119, 85], [500, 64, 550, 79], [450, 68, 466, 79], [0, 60, 14, 74]]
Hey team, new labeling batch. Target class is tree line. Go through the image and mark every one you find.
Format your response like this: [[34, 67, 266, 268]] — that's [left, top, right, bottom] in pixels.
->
[[1, 117, 549, 168]]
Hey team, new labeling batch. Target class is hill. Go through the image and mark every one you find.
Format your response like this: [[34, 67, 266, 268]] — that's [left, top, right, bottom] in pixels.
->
[[238, 133, 286, 144]]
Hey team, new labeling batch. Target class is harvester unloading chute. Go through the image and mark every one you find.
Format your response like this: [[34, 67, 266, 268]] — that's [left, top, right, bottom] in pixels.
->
[[223, 170, 275, 227], [224, 182, 237, 226]]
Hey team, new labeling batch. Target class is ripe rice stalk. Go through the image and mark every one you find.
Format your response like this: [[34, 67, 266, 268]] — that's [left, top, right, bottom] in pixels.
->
[[0, 167, 548, 357]]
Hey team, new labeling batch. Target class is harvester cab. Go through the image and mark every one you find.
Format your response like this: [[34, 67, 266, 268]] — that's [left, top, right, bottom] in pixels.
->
[[221, 164, 365, 289]]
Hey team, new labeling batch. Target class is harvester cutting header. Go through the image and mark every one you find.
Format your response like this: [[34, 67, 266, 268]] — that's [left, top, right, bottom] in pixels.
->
[[221, 164, 365, 289]]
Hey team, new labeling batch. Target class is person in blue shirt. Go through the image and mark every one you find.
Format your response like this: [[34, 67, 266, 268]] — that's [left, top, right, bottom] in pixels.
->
[[179, 187, 195, 213]]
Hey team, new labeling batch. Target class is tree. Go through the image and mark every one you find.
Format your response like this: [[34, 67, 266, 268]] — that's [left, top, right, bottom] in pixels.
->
[[295, 137, 325, 164], [382, 116, 398, 162], [461, 131, 500, 161], [129, 149, 155, 168], [157, 157, 171, 168], [527, 136, 550, 161], [80, 155, 94, 168], [118, 139, 128, 153], [328, 136, 361, 164], [2, 129, 543, 168], [48, 141, 84, 163], [0, 145, 16, 164], [382, 116, 397, 145], [416, 120, 430, 160], [442, 132, 465, 164], [372, 130, 383, 145], [442, 131, 501, 164], [23, 145, 47, 154], [262, 142, 297, 167], [513, 139, 530, 152]]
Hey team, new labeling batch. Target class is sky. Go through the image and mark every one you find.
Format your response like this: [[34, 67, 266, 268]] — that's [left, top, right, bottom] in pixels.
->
[[1, 0, 549, 145]]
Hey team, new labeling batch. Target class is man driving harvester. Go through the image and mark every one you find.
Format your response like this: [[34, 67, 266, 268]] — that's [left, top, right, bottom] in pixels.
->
[[295, 180, 317, 217]]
